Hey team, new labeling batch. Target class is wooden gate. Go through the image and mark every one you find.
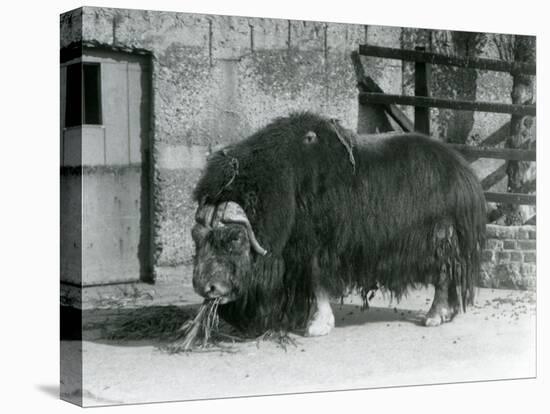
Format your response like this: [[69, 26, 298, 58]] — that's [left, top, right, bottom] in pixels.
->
[[60, 46, 152, 286], [353, 45, 536, 210]]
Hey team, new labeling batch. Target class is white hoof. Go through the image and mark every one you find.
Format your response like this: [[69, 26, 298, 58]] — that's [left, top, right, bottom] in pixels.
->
[[305, 307, 335, 337], [424, 314, 444, 327], [424, 306, 453, 327], [306, 258, 335, 337]]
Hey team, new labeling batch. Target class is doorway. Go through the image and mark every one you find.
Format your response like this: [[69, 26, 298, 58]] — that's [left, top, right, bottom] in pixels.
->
[[60, 47, 152, 285]]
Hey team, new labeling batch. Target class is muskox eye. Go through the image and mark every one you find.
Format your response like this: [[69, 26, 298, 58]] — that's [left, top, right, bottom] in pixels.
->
[[303, 131, 317, 144], [226, 231, 247, 252]]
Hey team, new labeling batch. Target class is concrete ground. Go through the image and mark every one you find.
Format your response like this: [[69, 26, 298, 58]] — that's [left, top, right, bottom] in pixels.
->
[[61, 283, 536, 407]]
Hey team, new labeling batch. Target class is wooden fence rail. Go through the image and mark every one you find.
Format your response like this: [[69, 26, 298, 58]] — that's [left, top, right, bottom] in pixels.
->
[[448, 144, 536, 162], [359, 92, 537, 116], [484, 192, 536, 205], [358, 45, 537, 75]]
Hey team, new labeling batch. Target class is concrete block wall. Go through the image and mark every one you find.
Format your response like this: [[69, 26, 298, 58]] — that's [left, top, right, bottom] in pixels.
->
[[480, 225, 536, 290], [61, 7, 376, 270]]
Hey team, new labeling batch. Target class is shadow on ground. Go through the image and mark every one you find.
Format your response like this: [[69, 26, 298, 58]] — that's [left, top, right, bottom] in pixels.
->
[[334, 303, 425, 327], [63, 302, 425, 348]]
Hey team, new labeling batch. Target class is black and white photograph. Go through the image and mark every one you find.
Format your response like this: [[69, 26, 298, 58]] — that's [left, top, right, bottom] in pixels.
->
[[57, 4, 540, 407], [3, 1, 547, 412]]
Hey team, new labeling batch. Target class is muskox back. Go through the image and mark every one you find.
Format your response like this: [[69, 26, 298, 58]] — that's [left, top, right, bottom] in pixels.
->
[[192, 112, 486, 334]]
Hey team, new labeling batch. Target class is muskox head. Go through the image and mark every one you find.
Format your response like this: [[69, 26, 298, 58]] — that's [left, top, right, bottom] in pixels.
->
[[191, 201, 267, 304]]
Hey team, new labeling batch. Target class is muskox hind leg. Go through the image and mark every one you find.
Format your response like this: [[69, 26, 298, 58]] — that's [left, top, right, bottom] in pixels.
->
[[425, 224, 461, 327], [424, 270, 461, 326], [305, 255, 335, 337]]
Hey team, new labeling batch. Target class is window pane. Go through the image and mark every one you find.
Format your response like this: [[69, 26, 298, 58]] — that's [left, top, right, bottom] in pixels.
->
[[83, 64, 102, 125], [65, 63, 82, 127]]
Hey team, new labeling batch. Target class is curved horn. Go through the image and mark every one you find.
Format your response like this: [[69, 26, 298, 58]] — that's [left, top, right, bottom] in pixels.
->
[[195, 204, 216, 228], [218, 202, 268, 256]]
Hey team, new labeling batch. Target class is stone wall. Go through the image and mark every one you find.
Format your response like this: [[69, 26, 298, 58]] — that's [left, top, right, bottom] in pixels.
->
[[60, 7, 383, 270], [60, 7, 525, 280], [480, 225, 536, 290]]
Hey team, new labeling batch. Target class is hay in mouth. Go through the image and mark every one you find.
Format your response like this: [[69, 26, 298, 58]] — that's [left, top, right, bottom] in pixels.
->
[[164, 297, 223, 353]]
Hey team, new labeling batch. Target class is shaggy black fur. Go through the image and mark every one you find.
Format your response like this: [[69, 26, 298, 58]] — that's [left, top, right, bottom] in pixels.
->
[[193, 112, 486, 335]]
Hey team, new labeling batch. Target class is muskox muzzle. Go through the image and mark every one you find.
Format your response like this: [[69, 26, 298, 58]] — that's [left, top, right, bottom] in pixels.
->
[[191, 202, 267, 303]]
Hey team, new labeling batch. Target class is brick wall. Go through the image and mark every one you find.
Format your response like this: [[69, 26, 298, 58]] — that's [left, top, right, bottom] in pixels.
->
[[480, 224, 536, 290]]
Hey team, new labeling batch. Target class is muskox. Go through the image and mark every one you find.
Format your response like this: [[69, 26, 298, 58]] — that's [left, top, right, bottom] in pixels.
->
[[191, 112, 486, 337]]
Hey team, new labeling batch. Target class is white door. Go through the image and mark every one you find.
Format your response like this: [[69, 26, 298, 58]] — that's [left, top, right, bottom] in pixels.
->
[[61, 48, 152, 285]]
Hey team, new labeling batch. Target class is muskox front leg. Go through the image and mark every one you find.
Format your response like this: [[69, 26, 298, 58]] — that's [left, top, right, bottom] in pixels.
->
[[305, 255, 335, 337], [305, 289, 335, 336]]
